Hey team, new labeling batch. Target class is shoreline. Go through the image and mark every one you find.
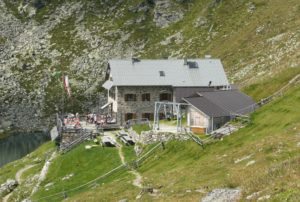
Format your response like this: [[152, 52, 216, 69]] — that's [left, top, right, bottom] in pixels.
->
[[0, 128, 50, 140]]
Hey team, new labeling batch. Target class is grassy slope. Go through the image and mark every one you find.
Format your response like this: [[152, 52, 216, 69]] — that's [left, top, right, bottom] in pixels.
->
[[66, 75, 300, 201], [136, 85, 300, 201], [1, 70, 300, 201], [132, 124, 151, 134], [0, 141, 55, 185], [1, 0, 300, 201], [243, 67, 300, 101], [31, 142, 122, 201], [0, 142, 55, 201]]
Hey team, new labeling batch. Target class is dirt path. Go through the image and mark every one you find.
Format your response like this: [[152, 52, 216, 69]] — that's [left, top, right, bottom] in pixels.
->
[[2, 192, 12, 202], [117, 144, 126, 165], [129, 170, 143, 188], [2, 164, 36, 202], [116, 141, 144, 191], [16, 164, 36, 183]]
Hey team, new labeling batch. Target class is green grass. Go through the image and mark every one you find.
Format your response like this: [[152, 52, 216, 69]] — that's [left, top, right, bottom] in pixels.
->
[[49, 16, 88, 57], [243, 67, 300, 101], [0, 131, 10, 140], [122, 146, 137, 163], [3, 0, 26, 21], [0, 141, 55, 185], [3, 0, 299, 120], [64, 82, 300, 201], [11, 56, 52, 93], [1, 0, 300, 200], [0, 142, 55, 201], [132, 124, 151, 134], [134, 84, 300, 201], [158, 116, 187, 127], [32, 141, 122, 201], [0, 36, 6, 45], [65, 170, 139, 202], [4, 83, 300, 201]]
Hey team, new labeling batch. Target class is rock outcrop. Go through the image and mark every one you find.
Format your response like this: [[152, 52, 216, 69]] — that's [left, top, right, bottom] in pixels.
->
[[201, 188, 241, 202], [153, 0, 184, 28], [0, 179, 18, 197]]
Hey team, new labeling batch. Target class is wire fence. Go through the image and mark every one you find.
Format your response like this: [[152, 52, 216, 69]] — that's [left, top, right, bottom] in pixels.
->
[[235, 73, 300, 115]]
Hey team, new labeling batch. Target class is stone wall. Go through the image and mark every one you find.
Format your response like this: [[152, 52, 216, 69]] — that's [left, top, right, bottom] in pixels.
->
[[139, 131, 189, 144], [128, 128, 189, 145], [116, 86, 173, 125]]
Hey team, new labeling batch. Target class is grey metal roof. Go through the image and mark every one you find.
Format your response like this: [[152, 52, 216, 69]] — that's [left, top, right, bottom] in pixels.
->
[[174, 87, 215, 102], [183, 96, 230, 117], [183, 90, 256, 117], [108, 59, 229, 87], [200, 90, 256, 115]]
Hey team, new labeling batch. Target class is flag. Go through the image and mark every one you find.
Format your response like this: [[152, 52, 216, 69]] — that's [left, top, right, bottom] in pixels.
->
[[63, 75, 71, 97]]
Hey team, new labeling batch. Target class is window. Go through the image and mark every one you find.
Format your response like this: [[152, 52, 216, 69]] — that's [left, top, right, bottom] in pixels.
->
[[125, 113, 136, 121], [159, 93, 172, 101], [125, 94, 137, 101], [142, 113, 154, 120], [142, 93, 151, 101]]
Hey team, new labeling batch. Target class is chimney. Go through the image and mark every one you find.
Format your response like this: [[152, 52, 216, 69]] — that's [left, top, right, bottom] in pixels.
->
[[208, 81, 212, 87], [132, 57, 140, 64], [184, 58, 188, 65]]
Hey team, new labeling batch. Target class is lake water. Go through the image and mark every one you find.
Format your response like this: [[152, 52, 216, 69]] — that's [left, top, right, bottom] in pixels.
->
[[0, 132, 50, 167]]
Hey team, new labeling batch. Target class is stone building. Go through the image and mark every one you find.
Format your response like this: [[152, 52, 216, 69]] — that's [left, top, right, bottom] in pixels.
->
[[102, 58, 233, 127]]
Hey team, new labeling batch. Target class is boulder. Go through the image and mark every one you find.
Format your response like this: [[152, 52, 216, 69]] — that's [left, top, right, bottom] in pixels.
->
[[153, 0, 184, 28], [201, 188, 241, 202], [194, 16, 208, 28], [0, 179, 18, 197]]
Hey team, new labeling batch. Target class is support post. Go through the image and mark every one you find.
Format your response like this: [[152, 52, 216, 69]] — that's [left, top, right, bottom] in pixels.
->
[[211, 117, 214, 132], [154, 102, 157, 130], [176, 104, 179, 132], [157, 103, 161, 130]]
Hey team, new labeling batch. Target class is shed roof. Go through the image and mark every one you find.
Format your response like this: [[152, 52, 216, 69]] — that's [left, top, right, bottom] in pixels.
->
[[174, 87, 215, 102], [200, 90, 256, 115], [107, 59, 229, 87], [183, 90, 256, 117], [183, 96, 230, 117]]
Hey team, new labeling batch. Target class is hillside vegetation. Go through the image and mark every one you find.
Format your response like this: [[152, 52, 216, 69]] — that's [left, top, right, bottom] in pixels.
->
[[0, 0, 300, 201], [64, 71, 300, 202], [1, 69, 299, 201], [1, 0, 300, 130]]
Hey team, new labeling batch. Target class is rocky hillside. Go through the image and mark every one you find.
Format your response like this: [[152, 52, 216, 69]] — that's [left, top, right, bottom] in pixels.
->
[[1, 0, 300, 131]]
